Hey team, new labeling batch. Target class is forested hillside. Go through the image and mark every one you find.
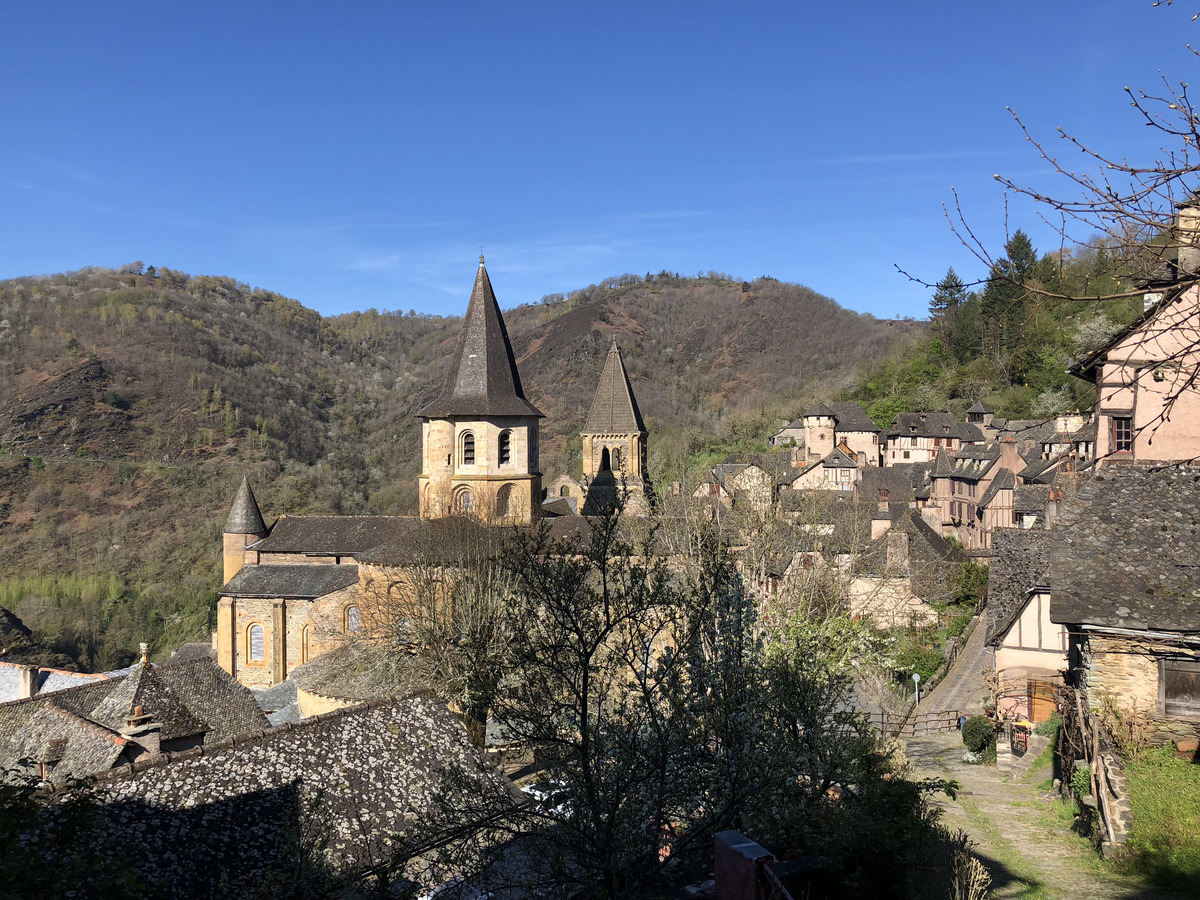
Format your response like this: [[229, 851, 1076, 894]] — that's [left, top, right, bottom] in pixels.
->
[[844, 231, 1145, 425], [0, 264, 916, 670]]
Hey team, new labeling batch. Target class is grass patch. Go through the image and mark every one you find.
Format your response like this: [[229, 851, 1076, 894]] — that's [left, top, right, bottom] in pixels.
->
[[1114, 745, 1200, 891]]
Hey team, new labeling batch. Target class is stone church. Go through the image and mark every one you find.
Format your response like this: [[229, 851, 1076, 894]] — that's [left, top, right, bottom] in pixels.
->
[[215, 258, 650, 688]]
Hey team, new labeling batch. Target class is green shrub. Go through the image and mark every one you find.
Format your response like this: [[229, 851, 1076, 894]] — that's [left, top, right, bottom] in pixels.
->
[[962, 716, 993, 753], [1034, 711, 1061, 737], [1071, 765, 1091, 797]]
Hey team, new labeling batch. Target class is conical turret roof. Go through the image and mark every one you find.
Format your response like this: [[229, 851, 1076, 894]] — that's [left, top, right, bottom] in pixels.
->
[[418, 258, 543, 419], [224, 477, 267, 536], [582, 340, 646, 435]]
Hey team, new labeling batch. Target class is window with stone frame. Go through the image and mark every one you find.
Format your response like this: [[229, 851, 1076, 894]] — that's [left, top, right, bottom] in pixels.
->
[[499, 430, 511, 466], [345, 605, 361, 633], [1111, 416, 1133, 453], [1161, 657, 1200, 718], [462, 432, 476, 466], [249, 624, 265, 661]]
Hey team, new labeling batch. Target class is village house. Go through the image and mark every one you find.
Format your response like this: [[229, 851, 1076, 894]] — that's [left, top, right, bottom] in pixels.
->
[[1071, 286, 1200, 464], [794, 401, 884, 467], [885, 412, 984, 465], [1049, 465, 1200, 741], [986, 530, 1066, 722]]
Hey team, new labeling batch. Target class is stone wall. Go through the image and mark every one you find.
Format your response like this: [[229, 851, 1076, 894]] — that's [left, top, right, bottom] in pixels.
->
[[1084, 632, 1200, 741]]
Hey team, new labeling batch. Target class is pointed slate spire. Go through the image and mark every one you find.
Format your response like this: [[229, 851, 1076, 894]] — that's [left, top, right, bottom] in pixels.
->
[[224, 477, 267, 536], [583, 340, 646, 435], [932, 446, 954, 477], [419, 257, 543, 418]]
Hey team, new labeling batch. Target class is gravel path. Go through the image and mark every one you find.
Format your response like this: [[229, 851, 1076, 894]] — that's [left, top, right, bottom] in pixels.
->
[[905, 731, 1184, 900]]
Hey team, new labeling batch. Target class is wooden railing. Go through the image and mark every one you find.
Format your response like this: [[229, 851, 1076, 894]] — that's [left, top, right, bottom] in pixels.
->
[[862, 708, 962, 738]]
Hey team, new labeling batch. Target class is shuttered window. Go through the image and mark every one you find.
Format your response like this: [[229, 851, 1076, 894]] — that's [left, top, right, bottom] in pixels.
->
[[249, 624, 264, 661], [1162, 659, 1200, 718]]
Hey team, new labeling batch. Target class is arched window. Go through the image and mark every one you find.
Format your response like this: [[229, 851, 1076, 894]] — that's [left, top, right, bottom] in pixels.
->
[[248, 624, 264, 661], [560, 485, 571, 497], [454, 487, 474, 513], [462, 432, 475, 466], [345, 605, 361, 633], [301, 626, 311, 664], [611, 447, 622, 470], [599, 447, 611, 472], [496, 483, 515, 517], [499, 430, 512, 465]]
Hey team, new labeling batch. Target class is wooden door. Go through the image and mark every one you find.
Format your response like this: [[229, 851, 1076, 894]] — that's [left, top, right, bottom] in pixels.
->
[[1029, 680, 1056, 723]]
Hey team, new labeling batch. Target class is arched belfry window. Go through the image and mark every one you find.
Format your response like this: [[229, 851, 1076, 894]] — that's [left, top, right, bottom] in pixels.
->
[[499, 431, 512, 466], [611, 447, 622, 471], [462, 431, 475, 466], [249, 624, 264, 661], [599, 448, 611, 472], [345, 605, 361, 633]]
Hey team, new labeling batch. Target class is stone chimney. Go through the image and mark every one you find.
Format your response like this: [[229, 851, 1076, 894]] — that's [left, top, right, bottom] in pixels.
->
[[1177, 198, 1200, 279], [1043, 488, 1062, 530], [18, 665, 39, 700], [887, 531, 910, 574]]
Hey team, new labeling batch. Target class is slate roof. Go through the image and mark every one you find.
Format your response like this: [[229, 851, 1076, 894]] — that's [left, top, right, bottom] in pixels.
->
[[819, 446, 859, 468], [418, 259, 543, 419], [956, 422, 986, 443], [715, 452, 802, 486], [854, 507, 965, 580], [1013, 484, 1052, 513], [582, 340, 646, 434], [224, 476, 267, 536], [804, 401, 835, 418], [250, 515, 414, 556], [887, 412, 961, 438], [0, 661, 108, 703], [38, 693, 515, 897], [978, 468, 1016, 508], [1049, 465, 1200, 631], [88, 663, 209, 742], [221, 564, 359, 599], [0, 657, 268, 783], [0, 705, 129, 780], [932, 447, 954, 477], [987, 529, 1052, 646], [829, 401, 881, 434], [1018, 454, 1065, 485], [289, 642, 418, 702], [966, 401, 995, 415], [857, 463, 932, 503]]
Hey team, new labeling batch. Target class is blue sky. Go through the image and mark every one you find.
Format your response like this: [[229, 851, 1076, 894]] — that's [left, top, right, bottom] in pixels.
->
[[2, 2, 1198, 319]]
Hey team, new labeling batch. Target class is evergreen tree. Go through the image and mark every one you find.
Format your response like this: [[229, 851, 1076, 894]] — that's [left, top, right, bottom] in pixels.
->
[[981, 230, 1041, 365], [929, 267, 966, 345]]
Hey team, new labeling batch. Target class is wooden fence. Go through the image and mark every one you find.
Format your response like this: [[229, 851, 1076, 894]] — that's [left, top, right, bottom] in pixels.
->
[[862, 708, 963, 738]]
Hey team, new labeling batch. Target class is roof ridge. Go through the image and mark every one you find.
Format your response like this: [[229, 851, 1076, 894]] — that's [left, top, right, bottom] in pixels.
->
[[49, 689, 442, 792], [43, 703, 129, 746]]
